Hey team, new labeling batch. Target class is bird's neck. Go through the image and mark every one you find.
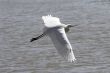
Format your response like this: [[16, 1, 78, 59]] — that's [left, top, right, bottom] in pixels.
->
[[65, 27, 70, 33]]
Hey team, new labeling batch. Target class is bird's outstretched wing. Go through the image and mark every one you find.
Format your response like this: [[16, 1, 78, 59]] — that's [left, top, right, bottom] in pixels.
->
[[42, 15, 63, 28], [48, 28, 76, 62]]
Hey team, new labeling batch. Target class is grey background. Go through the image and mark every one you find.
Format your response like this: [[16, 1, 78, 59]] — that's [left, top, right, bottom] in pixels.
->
[[0, 0, 110, 73]]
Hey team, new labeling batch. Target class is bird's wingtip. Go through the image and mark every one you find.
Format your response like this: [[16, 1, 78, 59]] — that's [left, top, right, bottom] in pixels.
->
[[48, 14, 52, 16], [42, 14, 52, 17]]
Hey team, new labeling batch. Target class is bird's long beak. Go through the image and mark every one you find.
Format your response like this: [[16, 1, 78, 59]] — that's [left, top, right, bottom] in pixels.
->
[[70, 24, 79, 27]]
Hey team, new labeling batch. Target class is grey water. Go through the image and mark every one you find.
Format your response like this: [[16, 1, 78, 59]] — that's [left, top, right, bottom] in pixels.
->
[[0, 0, 110, 73]]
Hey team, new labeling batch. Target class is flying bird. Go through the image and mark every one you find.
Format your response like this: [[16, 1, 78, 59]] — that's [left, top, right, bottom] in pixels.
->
[[30, 15, 77, 62]]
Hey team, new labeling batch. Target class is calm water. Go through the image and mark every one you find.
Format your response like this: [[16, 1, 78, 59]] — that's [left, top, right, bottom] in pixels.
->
[[0, 0, 110, 73]]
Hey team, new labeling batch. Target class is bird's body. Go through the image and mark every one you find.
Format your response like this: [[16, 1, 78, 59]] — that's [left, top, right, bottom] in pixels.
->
[[30, 15, 76, 62]]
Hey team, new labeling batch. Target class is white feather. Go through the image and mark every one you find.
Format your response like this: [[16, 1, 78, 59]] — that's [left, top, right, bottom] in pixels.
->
[[42, 15, 64, 28], [48, 28, 76, 62], [42, 15, 76, 62]]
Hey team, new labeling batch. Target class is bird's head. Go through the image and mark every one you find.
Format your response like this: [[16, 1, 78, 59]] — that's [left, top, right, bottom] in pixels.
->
[[65, 24, 77, 32]]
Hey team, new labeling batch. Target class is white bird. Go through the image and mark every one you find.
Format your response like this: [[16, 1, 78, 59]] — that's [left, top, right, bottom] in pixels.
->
[[30, 15, 77, 62]]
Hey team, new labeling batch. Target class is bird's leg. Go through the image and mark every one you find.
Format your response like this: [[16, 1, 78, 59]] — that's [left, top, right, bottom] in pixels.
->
[[30, 33, 46, 42]]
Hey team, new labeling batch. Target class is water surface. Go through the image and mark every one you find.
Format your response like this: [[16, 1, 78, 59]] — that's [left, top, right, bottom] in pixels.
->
[[0, 0, 110, 73]]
